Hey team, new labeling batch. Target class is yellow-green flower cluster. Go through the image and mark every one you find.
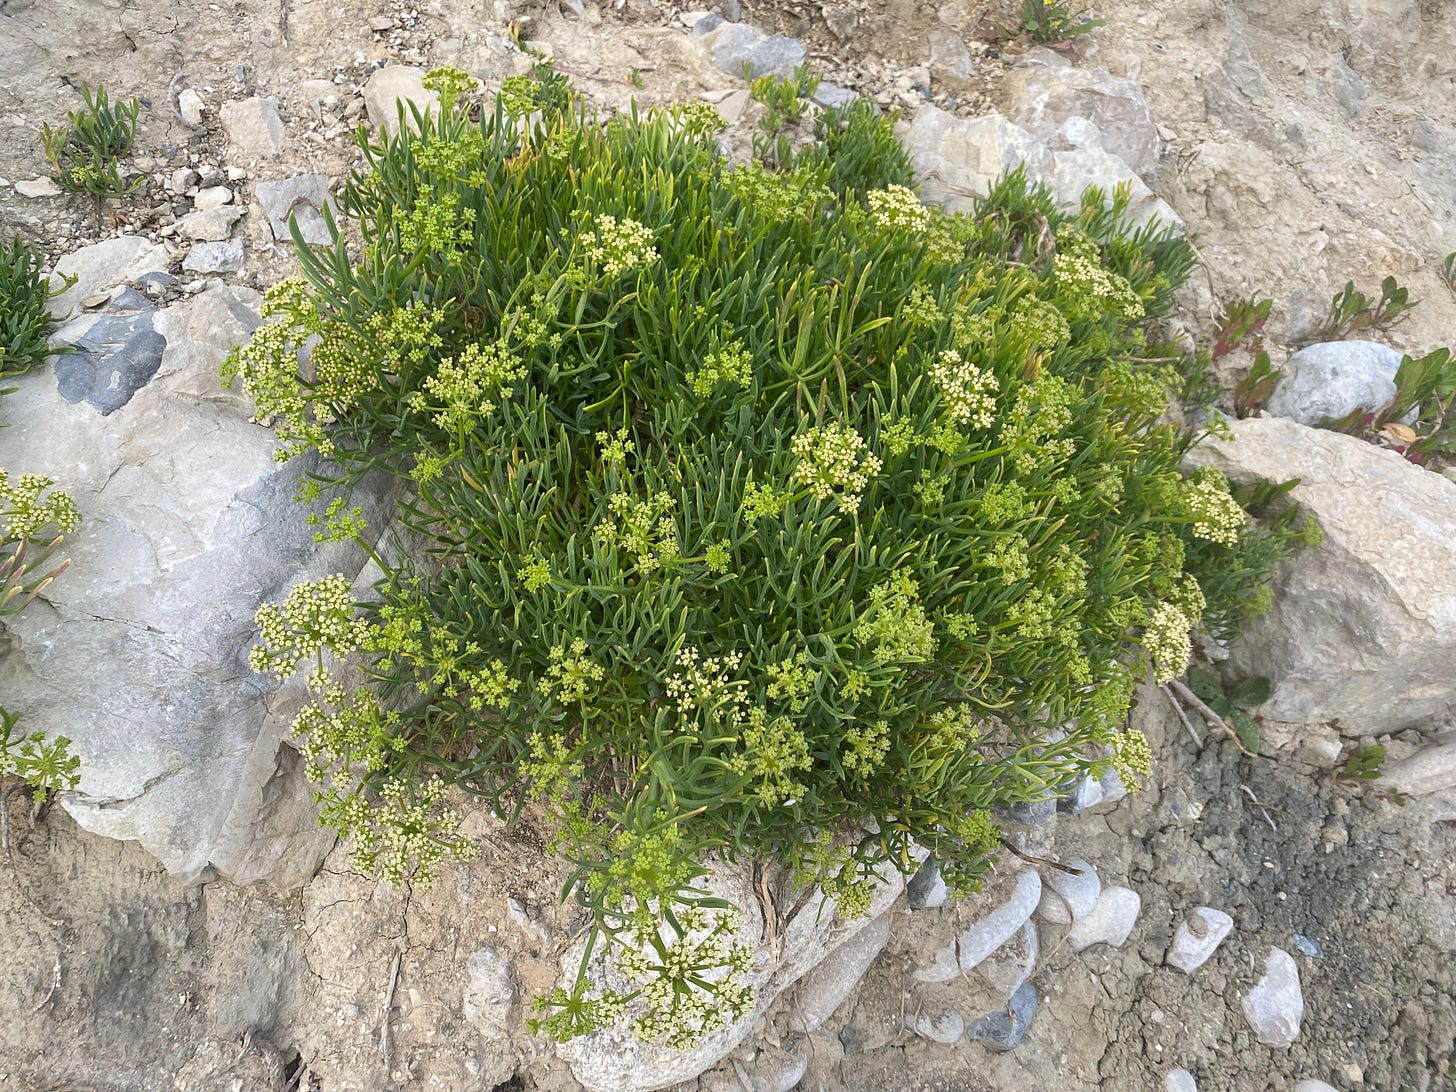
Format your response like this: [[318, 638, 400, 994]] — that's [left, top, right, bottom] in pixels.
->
[[688, 340, 753, 397], [397, 184, 477, 256], [293, 680, 401, 780], [517, 555, 551, 592], [987, 534, 1032, 584], [597, 427, 635, 464], [1109, 728, 1152, 785], [730, 708, 811, 806], [323, 776, 473, 886], [669, 101, 725, 137], [415, 339, 526, 432], [928, 348, 999, 428], [979, 481, 1029, 525], [579, 214, 660, 279], [741, 479, 787, 521], [854, 570, 937, 663], [843, 719, 890, 776], [598, 490, 679, 572], [0, 471, 80, 540], [251, 575, 368, 676], [790, 422, 881, 508], [1008, 296, 1070, 350], [722, 164, 832, 221], [766, 651, 818, 712], [866, 184, 929, 233], [1183, 466, 1247, 546], [1143, 600, 1193, 683], [1003, 373, 1078, 474], [538, 638, 605, 704], [902, 284, 943, 327], [617, 910, 753, 1049]]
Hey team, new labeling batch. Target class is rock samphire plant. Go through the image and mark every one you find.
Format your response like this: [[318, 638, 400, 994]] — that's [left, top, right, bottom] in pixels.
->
[[226, 67, 1296, 1046], [39, 82, 142, 201]]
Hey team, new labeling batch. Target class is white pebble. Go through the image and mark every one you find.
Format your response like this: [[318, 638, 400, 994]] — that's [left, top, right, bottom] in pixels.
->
[[1166, 907, 1234, 974], [1164, 1068, 1197, 1092], [1292, 1082, 1339, 1092], [1242, 947, 1304, 1048], [1047, 857, 1100, 920], [1067, 885, 1140, 952]]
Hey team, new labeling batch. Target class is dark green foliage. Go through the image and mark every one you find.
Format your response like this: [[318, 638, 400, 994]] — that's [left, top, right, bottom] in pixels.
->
[[225, 72, 1301, 1045], [1316, 275, 1415, 341], [1019, 0, 1104, 42], [0, 237, 71, 377]]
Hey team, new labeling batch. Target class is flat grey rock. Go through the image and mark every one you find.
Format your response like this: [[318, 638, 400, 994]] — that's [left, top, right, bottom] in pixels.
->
[[917, 869, 1041, 982], [364, 65, 440, 136], [183, 240, 246, 275], [794, 911, 891, 1032], [1047, 857, 1100, 921], [966, 981, 1037, 1051], [255, 175, 337, 246], [52, 294, 165, 416], [1067, 885, 1140, 952], [48, 236, 170, 320], [220, 96, 288, 155], [177, 205, 243, 242]]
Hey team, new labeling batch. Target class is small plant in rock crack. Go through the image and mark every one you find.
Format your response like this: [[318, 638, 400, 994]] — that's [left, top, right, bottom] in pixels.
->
[[40, 82, 143, 200], [1333, 743, 1407, 805], [1315, 275, 1415, 341], [1327, 347, 1456, 467], [1185, 666, 1270, 754], [747, 65, 821, 167], [1018, 0, 1104, 43], [0, 470, 82, 803], [1209, 296, 1282, 418], [1441, 252, 1456, 293], [226, 64, 1302, 1048], [0, 236, 74, 378]]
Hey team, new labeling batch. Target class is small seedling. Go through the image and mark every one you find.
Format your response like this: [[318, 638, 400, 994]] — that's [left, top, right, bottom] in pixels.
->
[[1019, 0, 1104, 43], [1234, 350, 1282, 418], [1212, 296, 1272, 361], [1442, 252, 1455, 294], [1334, 743, 1408, 805], [1186, 666, 1271, 754], [1316, 276, 1415, 341], [40, 82, 143, 200]]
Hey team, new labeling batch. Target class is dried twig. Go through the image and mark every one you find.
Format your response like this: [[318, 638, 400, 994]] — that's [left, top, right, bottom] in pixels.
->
[[380, 950, 402, 1066], [1161, 683, 1204, 749], [1166, 678, 1256, 758], [997, 838, 1085, 876], [1240, 785, 1279, 831]]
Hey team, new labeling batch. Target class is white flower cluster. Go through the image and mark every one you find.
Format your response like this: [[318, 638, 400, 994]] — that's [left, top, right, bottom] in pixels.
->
[[1184, 467, 1247, 547], [417, 340, 526, 431], [250, 575, 368, 676], [580, 214, 660, 279], [866, 184, 929, 233], [790, 422, 882, 508], [928, 348, 999, 428], [665, 645, 747, 715], [616, 908, 754, 1049]]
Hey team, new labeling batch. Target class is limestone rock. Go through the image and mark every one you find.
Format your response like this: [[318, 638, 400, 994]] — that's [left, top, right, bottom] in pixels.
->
[[364, 66, 440, 136], [1164, 1070, 1198, 1092], [177, 205, 243, 242], [16, 177, 61, 198], [254, 175, 337, 247], [193, 186, 233, 211], [1046, 857, 1099, 921], [178, 87, 206, 128], [462, 947, 516, 1038], [917, 868, 1041, 983], [1381, 737, 1456, 796], [901, 107, 1052, 211], [900, 106, 1178, 230], [50, 288, 165, 416], [1066, 885, 1140, 952], [0, 285, 387, 888], [977, 919, 1038, 999], [1292, 1082, 1339, 1092], [1265, 340, 1406, 426], [220, 96, 288, 156], [966, 981, 1037, 1052], [1242, 947, 1304, 1048], [695, 21, 805, 79], [906, 856, 947, 910], [908, 1009, 964, 1044], [555, 859, 904, 1091], [1166, 907, 1234, 974], [794, 911, 892, 1032], [1186, 417, 1456, 733], [183, 240, 246, 275], [1001, 50, 1161, 178], [928, 32, 974, 81], [48, 236, 170, 320]]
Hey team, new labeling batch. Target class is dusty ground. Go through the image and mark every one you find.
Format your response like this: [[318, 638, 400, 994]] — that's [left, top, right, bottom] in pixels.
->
[[2, 0, 1455, 1088]]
